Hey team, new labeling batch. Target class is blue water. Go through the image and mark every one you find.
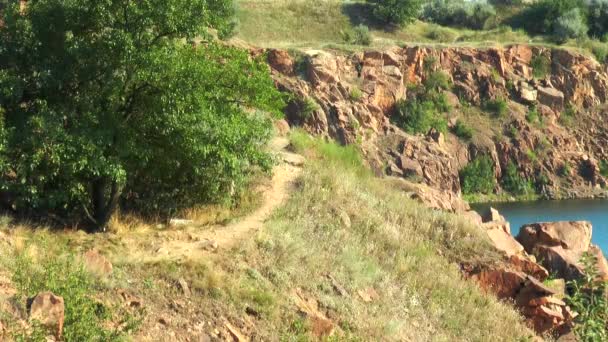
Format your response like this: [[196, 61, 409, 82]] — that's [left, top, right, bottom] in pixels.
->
[[472, 199, 608, 253]]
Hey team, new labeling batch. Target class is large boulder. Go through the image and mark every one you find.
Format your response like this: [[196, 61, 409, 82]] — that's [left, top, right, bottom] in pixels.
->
[[29, 292, 65, 339], [517, 221, 592, 254], [517, 221, 608, 281], [267, 49, 294, 76]]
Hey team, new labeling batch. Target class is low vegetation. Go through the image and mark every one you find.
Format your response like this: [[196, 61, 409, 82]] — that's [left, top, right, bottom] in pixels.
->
[[391, 59, 451, 134], [460, 156, 496, 195], [452, 120, 474, 140], [566, 252, 608, 341], [501, 162, 536, 198]]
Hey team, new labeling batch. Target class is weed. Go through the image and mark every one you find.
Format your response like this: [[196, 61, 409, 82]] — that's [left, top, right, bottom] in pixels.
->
[[566, 253, 608, 340], [485, 98, 508, 117], [350, 87, 363, 101], [531, 55, 551, 79], [452, 120, 474, 140]]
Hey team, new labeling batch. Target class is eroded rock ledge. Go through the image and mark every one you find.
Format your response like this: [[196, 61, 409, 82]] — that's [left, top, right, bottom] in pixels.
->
[[264, 45, 608, 200]]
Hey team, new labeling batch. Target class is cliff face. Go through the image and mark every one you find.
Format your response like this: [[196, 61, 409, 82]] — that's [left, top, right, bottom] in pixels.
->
[[266, 45, 608, 201]]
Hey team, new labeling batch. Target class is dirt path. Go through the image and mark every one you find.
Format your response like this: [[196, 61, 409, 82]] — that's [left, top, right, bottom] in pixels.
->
[[128, 137, 303, 262]]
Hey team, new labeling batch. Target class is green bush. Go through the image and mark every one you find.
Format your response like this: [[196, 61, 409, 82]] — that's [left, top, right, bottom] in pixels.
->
[[423, 70, 451, 91], [352, 24, 372, 45], [350, 88, 364, 101], [460, 156, 496, 195], [600, 160, 608, 177], [553, 8, 588, 43], [300, 97, 320, 119], [560, 104, 577, 126], [516, 0, 585, 35], [501, 162, 535, 196], [0, 0, 284, 230], [393, 98, 448, 134], [485, 98, 509, 117], [422, 0, 497, 30], [566, 252, 608, 341], [452, 120, 474, 140], [531, 55, 552, 79], [526, 107, 541, 124], [370, 0, 425, 26], [592, 43, 608, 63]]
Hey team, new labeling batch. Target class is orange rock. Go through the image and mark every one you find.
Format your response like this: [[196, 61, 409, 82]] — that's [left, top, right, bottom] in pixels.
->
[[29, 292, 65, 339]]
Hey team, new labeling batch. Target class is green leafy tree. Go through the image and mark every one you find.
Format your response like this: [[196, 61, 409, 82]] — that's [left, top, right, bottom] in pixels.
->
[[0, 0, 284, 231], [370, 0, 424, 26]]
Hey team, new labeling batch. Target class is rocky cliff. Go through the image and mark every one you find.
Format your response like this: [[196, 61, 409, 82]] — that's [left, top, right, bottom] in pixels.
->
[[265, 45, 608, 201]]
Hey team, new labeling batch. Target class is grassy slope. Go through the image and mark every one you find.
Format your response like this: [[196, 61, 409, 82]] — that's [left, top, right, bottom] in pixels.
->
[[0, 131, 536, 341], [235, 0, 601, 59]]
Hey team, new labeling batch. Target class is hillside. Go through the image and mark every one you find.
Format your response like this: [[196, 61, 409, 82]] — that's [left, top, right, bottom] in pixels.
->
[[2, 0, 608, 341]]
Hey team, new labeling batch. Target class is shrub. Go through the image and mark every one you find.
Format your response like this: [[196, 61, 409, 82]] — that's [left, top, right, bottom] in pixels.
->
[[526, 107, 540, 124], [588, 0, 608, 39], [452, 120, 474, 140], [393, 98, 448, 134], [553, 8, 589, 44], [600, 160, 608, 177], [531, 55, 552, 79], [353, 24, 372, 45], [485, 98, 509, 117], [592, 43, 608, 63], [350, 88, 363, 101], [460, 156, 496, 194], [560, 104, 576, 126], [370, 0, 425, 26], [300, 97, 320, 119], [566, 252, 608, 341], [422, 0, 496, 30], [526, 149, 539, 163], [501, 162, 535, 196], [516, 0, 585, 35], [560, 161, 572, 176], [423, 70, 451, 91]]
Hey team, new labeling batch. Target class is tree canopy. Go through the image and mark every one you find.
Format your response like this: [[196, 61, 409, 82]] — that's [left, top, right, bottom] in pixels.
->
[[0, 0, 285, 230]]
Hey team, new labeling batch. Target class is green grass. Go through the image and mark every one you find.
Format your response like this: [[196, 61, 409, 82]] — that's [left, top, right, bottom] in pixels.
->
[[235, 0, 606, 61], [223, 130, 535, 340]]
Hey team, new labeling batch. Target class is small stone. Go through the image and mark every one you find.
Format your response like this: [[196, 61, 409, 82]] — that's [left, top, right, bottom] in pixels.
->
[[178, 277, 191, 298], [158, 316, 170, 326], [29, 292, 65, 339], [169, 218, 194, 227], [83, 249, 113, 277], [200, 239, 218, 252], [338, 211, 351, 229], [357, 288, 379, 303]]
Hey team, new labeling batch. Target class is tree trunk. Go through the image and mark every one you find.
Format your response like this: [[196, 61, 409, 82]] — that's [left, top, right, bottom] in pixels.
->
[[89, 178, 121, 232]]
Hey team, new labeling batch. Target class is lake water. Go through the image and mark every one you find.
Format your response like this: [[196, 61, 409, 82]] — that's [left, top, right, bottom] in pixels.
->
[[472, 199, 608, 253]]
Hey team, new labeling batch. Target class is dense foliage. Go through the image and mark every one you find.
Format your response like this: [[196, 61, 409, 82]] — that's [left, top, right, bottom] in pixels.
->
[[460, 156, 496, 195], [369, 0, 424, 26], [501, 162, 535, 196], [391, 67, 450, 134], [0, 0, 284, 230], [422, 0, 497, 30]]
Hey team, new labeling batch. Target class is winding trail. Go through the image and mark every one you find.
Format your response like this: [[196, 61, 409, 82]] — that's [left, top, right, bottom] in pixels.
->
[[128, 137, 303, 262]]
